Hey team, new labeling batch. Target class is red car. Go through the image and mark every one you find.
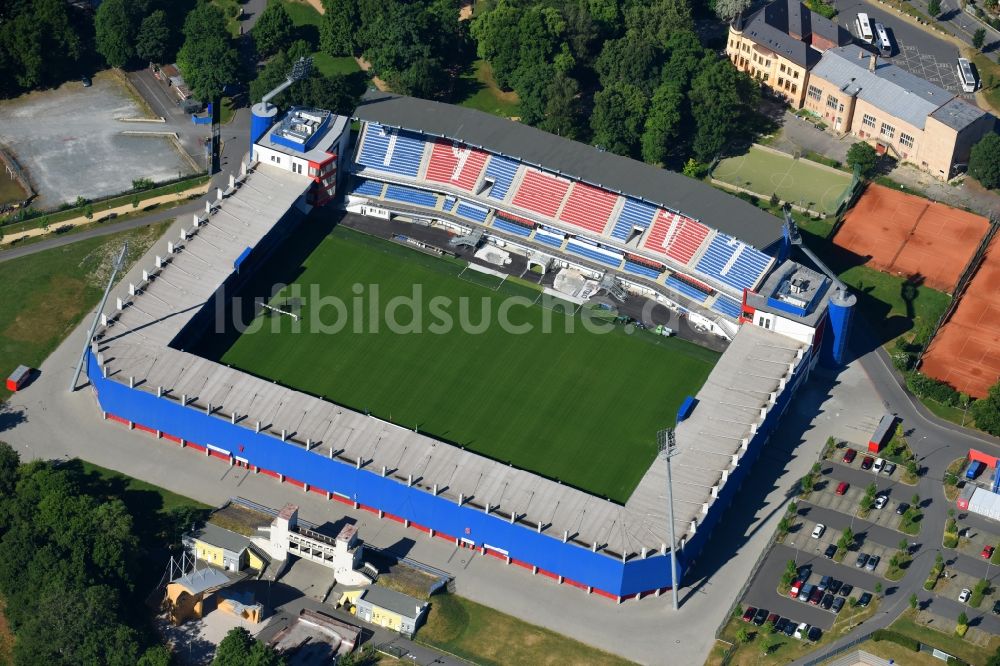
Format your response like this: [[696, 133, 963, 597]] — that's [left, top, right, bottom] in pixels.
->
[[843, 448, 857, 464], [861, 456, 875, 470], [836, 481, 849, 495], [982, 545, 995, 559], [808, 587, 823, 605], [789, 580, 803, 598], [743, 606, 757, 622]]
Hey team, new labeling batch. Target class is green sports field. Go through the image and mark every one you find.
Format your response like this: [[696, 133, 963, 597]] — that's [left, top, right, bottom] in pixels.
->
[[713, 145, 852, 215], [199, 222, 718, 503]]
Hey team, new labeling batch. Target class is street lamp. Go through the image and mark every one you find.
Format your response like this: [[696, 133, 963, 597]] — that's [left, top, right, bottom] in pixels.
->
[[657, 428, 680, 612]]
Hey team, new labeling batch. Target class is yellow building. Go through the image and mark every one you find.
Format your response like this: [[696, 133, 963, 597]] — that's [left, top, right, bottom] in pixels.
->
[[351, 585, 428, 637], [805, 46, 995, 179], [184, 523, 267, 573], [726, 0, 851, 108]]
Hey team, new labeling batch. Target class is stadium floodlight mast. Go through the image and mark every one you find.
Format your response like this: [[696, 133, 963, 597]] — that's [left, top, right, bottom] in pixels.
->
[[657, 427, 680, 611], [70, 241, 128, 391], [259, 56, 313, 108]]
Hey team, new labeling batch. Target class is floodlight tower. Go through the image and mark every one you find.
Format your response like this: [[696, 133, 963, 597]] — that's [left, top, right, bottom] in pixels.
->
[[657, 427, 680, 611], [69, 241, 128, 392], [250, 56, 313, 157]]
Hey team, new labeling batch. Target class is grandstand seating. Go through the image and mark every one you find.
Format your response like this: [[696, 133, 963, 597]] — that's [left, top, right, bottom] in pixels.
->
[[694, 234, 773, 292], [425, 140, 489, 190], [565, 241, 623, 267], [491, 217, 533, 237], [352, 179, 384, 197], [665, 275, 711, 303], [623, 261, 662, 280], [511, 169, 570, 218], [483, 156, 520, 201], [711, 294, 743, 319], [559, 183, 619, 234], [357, 124, 426, 177], [534, 230, 564, 248], [644, 211, 711, 266], [455, 200, 489, 223], [384, 184, 437, 208], [611, 198, 657, 241]]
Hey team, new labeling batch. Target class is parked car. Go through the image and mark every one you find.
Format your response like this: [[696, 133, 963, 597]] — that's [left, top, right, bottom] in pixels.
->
[[766, 613, 779, 627], [883, 461, 896, 475], [811, 523, 826, 538], [843, 448, 857, 464], [783, 620, 797, 636], [808, 587, 823, 605], [836, 481, 849, 495], [753, 608, 769, 625], [799, 583, 815, 602], [873, 458, 885, 473], [861, 456, 875, 470], [81, 75, 92, 87], [818, 575, 831, 592], [866, 555, 880, 572], [828, 579, 843, 595], [821, 593, 834, 610], [981, 545, 995, 559], [874, 493, 888, 510], [858, 592, 873, 607], [797, 564, 812, 580], [839, 584, 854, 597], [856, 552, 870, 568], [790, 579, 804, 598], [774, 617, 789, 633], [896, 502, 909, 515], [959, 588, 971, 603], [794, 622, 808, 640], [993, 600, 1000, 615], [742, 606, 757, 622], [824, 544, 837, 559], [832, 596, 846, 613], [807, 626, 823, 642], [966, 460, 985, 480]]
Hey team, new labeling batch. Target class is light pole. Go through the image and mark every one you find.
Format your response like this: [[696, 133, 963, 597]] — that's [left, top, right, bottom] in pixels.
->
[[658, 428, 680, 612]]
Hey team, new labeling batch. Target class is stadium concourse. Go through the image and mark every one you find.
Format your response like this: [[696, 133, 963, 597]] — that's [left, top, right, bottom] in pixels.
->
[[81, 94, 846, 603]]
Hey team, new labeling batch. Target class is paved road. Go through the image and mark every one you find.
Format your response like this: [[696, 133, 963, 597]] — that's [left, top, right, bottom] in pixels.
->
[[796, 504, 905, 551]]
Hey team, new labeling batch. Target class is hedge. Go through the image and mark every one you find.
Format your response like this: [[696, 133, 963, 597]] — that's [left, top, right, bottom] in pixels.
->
[[905, 371, 961, 406], [872, 629, 919, 651]]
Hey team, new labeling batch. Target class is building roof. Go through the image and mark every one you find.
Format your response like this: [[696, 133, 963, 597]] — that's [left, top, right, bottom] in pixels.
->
[[929, 97, 990, 132], [745, 258, 831, 326], [737, 0, 850, 69], [359, 585, 426, 620], [811, 46, 954, 129], [353, 92, 783, 249], [171, 566, 231, 595], [191, 522, 252, 555], [257, 107, 349, 163]]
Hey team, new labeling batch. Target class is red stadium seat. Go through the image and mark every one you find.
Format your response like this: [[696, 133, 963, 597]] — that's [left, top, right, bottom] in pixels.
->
[[559, 183, 619, 234], [512, 169, 570, 218], [425, 140, 489, 191]]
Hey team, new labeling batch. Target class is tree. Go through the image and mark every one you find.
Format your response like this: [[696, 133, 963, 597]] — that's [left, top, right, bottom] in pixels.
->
[[642, 81, 686, 165], [874, 582, 883, 595], [974, 28, 986, 49], [136, 10, 171, 64], [320, 0, 360, 55], [137, 645, 174, 666], [624, 0, 694, 45], [735, 626, 751, 644], [715, 0, 752, 22], [781, 559, 798, 586], [838, 527, 854, 551], [0, 442, 18, 499], [538, 72, 584, 139], [591, 82, 649, 157], [471, 0, 522, 89], [969, 133, 1000, 191], [0, 0, 84, 93], [928, 0, 941, 16], [253, 2, 294, 58], [957, 610, 969, 637], [899, 538, 910, 552], [213, 627, 285, 666], [595, 34, 663, 93], [177, 4, 240, 102], [95, 0, 146, 68], [689, 58, 759, 162], [911, 493, 920, 507], [909, 593, 918, 609], [846, 141, 879, 178]]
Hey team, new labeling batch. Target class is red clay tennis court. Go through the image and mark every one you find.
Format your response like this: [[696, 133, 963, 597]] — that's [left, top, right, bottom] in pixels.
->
[[834, 184, 990, 293], [921, 234, 1000, 398]]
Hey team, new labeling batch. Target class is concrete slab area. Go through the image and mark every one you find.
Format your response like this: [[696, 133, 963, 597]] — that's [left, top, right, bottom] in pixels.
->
[[0, 71, 196, 208]]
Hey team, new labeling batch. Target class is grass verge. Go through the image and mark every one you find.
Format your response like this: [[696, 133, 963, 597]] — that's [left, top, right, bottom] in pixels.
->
[[77, 461, 211, 516], [456, 60, 520, 118], [0, 221, 170, 400], [417, 593, 634, 666], [886, 609, 1000, 666]]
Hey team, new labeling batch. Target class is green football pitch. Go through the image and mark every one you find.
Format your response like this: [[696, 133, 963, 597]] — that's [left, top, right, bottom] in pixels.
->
[[199, 222, 718, 503], [713, 145, 852, 215]]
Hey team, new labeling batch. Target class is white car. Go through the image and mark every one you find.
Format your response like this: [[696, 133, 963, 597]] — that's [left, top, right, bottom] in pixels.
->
[[811, 523, 826, 539], [959, 588, 971, 603], [874, 494, 888, 510], [794, 622, 809, 640], [873, 458, 885, 473]]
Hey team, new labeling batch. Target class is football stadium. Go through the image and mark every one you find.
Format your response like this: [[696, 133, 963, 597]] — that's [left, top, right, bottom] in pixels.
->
[[83, 93, 855, 602]]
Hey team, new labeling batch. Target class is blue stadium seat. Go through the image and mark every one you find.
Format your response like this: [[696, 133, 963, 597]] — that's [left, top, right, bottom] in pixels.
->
[[483, 156, 520, 201], [491, 218, 532, 236], [694, 234, 773, 292], [357, 123, 426, 177], [534, 232, 564, 248], [711, 294, 743, 318], [384, 184, 437, 208], [352, 179, 384, 197], [665, 276, 710, 303], [623, 261, 662, 280], [565, 241, 623, 267], [611, 198, 657, 241], [455, 201, 489, 223]]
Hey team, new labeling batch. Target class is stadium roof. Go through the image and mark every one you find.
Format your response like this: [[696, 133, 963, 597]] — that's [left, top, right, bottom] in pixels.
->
[[811, 46, 954, 130], [354, 92, 783, 249]]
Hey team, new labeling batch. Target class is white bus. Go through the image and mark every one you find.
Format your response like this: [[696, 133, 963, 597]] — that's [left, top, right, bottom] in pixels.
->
[[957, 58, 978, 93], [874, 22, 892, 56], [855, 13, 874, 43]]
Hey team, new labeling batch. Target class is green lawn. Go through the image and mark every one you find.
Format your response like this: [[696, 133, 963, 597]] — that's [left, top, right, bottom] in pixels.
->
[[198, 222, 718, 502], [885, 610, 1000, 666], [456, 60, 521, 118], [0, 222, 170, 400], [280, 0, 322, 28], [0, 176, 27, 207], [417, 593, 634, 666], [712, 145, 852, 215], [311, 52, 362, 77]]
